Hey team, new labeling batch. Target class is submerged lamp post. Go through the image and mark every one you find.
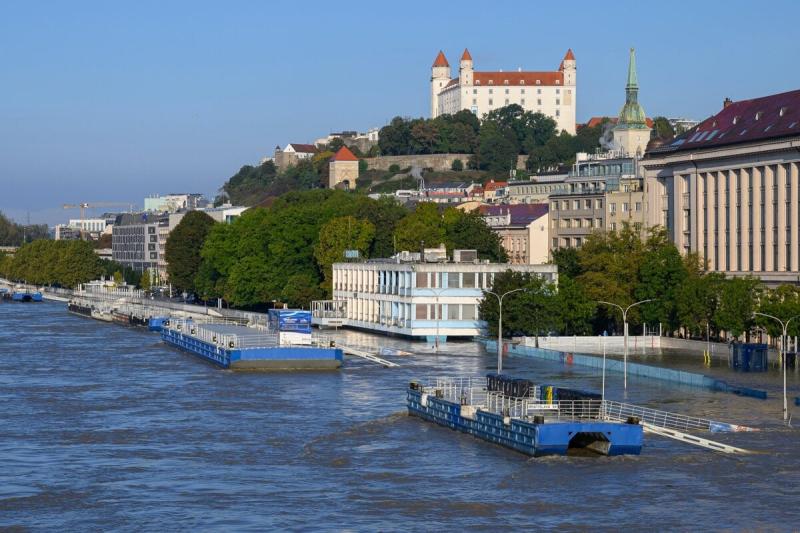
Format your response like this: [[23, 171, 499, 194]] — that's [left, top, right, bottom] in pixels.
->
[[431, 286, 447, 353], [597, 299, 655, 390], [485, 288, 527, 374], [753, 312, 800, 423]]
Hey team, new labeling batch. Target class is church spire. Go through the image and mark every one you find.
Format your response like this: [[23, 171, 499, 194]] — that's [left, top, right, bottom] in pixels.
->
[[616, 47, 647, 129], [626, 47, 638, 89]]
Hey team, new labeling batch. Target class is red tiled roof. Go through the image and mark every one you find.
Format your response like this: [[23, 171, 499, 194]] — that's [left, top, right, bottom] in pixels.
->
[[563, 49, 575, 61], [484, 180, 508, 191], [287, 143, 317, 153], [474, 71, 563, 86], [479, 203, 549, 226], [432, 51, 449, 68], [331, 146, 358, 162], [444, 78, 459, 89], [647, 89, 800, 155], [461, 48, 472, 61]]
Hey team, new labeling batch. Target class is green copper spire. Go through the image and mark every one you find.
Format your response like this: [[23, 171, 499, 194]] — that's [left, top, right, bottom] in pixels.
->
[[626, 47, 638, 88], [616, 47, 648, 129]]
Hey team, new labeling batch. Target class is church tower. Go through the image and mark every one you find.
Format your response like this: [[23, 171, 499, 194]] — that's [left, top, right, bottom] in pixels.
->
[[560, 48, 576, 87], [612, 48, 651, 157], [431, 51, 451, 118], [458, 48, 473, 87]]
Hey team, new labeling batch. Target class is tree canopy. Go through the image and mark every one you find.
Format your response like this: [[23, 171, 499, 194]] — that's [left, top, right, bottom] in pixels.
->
[[1, 240, 104, 287], [165, 211, 217, 294]]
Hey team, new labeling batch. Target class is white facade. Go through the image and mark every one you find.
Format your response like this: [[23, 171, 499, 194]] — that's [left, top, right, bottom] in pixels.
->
[[144, 194, 207, 213], [312, 253, 557, 339], [68, 218, 108, 233], [431, 49, 577, 134]]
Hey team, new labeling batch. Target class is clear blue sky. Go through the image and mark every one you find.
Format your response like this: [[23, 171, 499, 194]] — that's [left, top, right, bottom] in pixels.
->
[[2, 0, 799, 225]]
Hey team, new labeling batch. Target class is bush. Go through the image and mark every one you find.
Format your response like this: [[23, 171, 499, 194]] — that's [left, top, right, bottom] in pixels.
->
[[388, 164, 400, 173], [451, 159, 463, 171]]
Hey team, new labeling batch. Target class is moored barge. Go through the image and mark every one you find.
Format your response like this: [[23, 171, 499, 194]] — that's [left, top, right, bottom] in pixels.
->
[[408, 375, 643, 457], [161, 318, 343, 371]]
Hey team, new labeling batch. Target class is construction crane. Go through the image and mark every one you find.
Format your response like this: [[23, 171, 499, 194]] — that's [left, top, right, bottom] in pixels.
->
[[62, 202, 135, 236]]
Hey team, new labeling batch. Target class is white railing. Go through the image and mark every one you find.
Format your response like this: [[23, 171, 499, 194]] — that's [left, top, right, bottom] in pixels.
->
[[601, 400, 715, 432]]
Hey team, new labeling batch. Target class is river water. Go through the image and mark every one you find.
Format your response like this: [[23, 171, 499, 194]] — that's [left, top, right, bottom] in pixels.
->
[[1, 301, 799, 531]]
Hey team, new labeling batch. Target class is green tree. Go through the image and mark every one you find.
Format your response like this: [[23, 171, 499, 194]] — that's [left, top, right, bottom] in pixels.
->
[[451, 159, 463, 171], [113, 271, 124, 285], [314, 216, 376, 295], [551, 247, 582, 279], [553, 276, 595, 335], [479, 270, 558, 340], [716, 277, 761, 339], [165, 211, 216, 294], [394, 203, 446, 252], [476, 121, 519, 173], [443, 208, 506, 261], [634, 227, 688, 331], [676, 271, 725, 337], [651, 116, 675, 140], [756, 284, 800, 337]]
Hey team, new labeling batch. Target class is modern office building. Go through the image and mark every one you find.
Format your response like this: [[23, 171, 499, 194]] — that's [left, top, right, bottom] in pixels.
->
[[311, 247, 557, 340], [643, 88, 800, 285], [111, 213, 167, 274], [143, 193, 208, 213]]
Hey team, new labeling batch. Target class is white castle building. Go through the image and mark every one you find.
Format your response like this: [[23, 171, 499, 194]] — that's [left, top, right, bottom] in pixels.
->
[[430, 48, 577, 134]]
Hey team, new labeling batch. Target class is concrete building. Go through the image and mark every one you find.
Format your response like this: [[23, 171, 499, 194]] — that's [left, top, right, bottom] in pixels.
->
[[549, 152, 644, 248], [143, 194, 207, 213], [68, 218, 108, 234], [480, 204, 550, 264], [329, 146, 360, 189], [501, 173, 569, 204], [431, 48, 577, 134], [53, 224, 80, 241], [643, 88, 800, 285], [311, 247, 557, 340], [112, 213, 167, 274]]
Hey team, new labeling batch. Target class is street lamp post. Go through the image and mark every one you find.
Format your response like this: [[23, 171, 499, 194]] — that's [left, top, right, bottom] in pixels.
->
[[597, 299, 655, 390], [754, 312, 800, 423], [485, 288, 527, 374]]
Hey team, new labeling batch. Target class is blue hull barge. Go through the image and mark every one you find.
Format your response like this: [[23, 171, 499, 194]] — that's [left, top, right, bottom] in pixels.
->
[[12, 290, 42, 302], [407, 376, 643, 457], [161, 318, 343, 371]]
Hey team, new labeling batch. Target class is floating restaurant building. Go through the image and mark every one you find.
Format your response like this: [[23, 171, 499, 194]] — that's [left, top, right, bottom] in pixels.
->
[[311, 246, 557, 341]]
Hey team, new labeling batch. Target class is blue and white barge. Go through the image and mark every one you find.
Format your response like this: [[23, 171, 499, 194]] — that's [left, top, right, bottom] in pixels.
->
[[161, 318, 343, 371], [407, 375, 643, 457]]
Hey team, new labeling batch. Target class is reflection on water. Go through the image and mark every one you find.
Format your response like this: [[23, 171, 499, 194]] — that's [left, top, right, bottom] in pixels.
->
[[1, 301, 799, 529]]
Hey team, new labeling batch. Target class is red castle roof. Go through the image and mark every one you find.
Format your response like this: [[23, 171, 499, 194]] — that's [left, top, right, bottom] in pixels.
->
[[461, 48, 472, 61], [331, 146, 359, 162], [563, 49, 575, 61], [432, 51, 449, 68]]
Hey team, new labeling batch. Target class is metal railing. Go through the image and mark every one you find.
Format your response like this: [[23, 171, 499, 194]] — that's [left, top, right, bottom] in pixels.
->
[[601, 400, 715, 433]]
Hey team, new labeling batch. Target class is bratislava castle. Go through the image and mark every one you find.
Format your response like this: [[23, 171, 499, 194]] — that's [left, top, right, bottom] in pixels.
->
[[430, 48, 577, 134]]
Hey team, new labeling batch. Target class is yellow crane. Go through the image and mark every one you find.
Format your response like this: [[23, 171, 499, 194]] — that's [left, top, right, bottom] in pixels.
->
[[62, 202, 135, 237]]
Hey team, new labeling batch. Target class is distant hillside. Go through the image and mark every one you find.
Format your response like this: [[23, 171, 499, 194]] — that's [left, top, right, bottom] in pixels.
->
[[0, 211, 48, 246]]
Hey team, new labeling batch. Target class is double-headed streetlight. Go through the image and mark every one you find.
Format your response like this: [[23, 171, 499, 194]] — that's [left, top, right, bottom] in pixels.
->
[[597, 299, 655, 390], [485, 288, 528, 374], [754, 312, 800, 423]]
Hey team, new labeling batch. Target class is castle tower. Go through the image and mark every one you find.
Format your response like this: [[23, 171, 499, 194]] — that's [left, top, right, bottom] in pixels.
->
[[560, 48, 576, 86], [612, 48, 651, 157], [458, 48, 473, 87], [431, 50, 450, 118]]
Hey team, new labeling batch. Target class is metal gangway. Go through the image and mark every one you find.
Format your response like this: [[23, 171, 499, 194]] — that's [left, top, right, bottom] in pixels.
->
[[601, 400, 755, 454], [336, 343, 399, 368]]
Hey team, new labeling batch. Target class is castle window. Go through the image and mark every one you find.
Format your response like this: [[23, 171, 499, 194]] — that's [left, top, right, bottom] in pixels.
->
[[472, 98, 477, 105], [556, 88, 560, 94], [473, 88, 477, 94], [505, 99, 509, 105], [520, 89, 525, 94], [537, 88, 542, 94], [505, 88, 509, 94], [537, 99, 542, 105], [504, 80, 509, 85], [556, 99, 560, 105], [520, 80, 525, 85], [536, 80, 541, 85], [489, 88, 493, 94], [476, 80, 480, 85], [489, 99, 493, 106], [556, 109, 560, 117], [521, 99, 525, 105], [488, 80, 493, 85], [555, 80, 560, 85]]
